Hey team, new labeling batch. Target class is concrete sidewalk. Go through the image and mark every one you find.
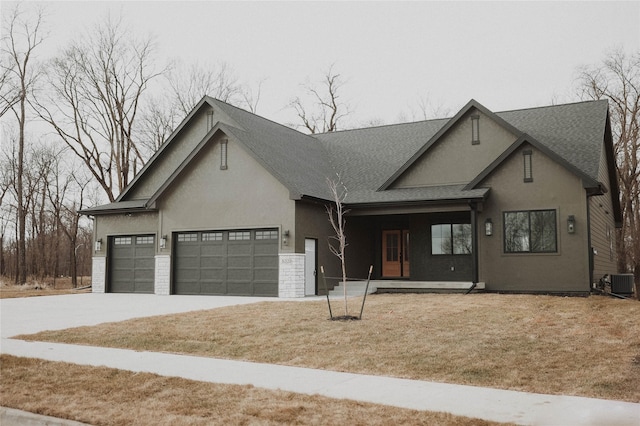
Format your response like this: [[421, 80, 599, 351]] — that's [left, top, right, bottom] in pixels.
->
[[2, 294, 639, 425]]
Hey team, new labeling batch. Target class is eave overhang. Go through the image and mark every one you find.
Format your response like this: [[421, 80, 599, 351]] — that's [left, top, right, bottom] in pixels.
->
[[78, 199, 157, 216]]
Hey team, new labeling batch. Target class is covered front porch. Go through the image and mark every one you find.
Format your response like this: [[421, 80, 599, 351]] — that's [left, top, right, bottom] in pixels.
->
[[342, 201, 486, 288]]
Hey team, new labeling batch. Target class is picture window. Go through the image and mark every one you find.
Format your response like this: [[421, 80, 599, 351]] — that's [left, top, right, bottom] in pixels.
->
[[431, 223, 472, 255], [504, 210, 556, 253]]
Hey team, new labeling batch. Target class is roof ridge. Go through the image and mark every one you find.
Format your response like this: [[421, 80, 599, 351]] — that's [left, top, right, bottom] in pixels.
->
[[315, 116, 451, 136], [206, 96, 319, 143], [495, 99, 608, 115]]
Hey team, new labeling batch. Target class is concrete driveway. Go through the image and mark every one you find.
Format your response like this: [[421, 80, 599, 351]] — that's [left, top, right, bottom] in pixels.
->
[[1, 293, 277, 338]]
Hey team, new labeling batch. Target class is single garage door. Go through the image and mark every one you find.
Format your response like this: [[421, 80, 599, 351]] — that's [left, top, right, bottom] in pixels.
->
[[174, 229, 279, 296], [108, 235, 155, 293]]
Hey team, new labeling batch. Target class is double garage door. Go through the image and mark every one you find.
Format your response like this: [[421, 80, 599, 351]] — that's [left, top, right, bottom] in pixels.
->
[[107, 229, 279, 296], [174, 229, 279, 296]]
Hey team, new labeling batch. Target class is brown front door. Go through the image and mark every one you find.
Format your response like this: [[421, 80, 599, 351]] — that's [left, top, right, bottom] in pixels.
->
[[382, 230, 410, 278]]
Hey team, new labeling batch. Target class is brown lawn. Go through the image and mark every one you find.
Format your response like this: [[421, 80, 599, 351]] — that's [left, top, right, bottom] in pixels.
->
[[18, 293, 640, 402], [0, 355, 505, 426], [0, 277, 91, 299]]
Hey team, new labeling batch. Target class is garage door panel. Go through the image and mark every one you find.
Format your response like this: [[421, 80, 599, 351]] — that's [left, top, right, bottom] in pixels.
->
[[254, 268, 278, 280], [174, 229, 278, 296], [227, 282, 252, 295], [254, 256, 276, 268], [253, 283, 278, 297], [177, 281, 201, 294], [135, 259, 155, 271], [109, 235, 155, 294], [201, 244, 224, 256], [228, 256, 251, 268], [201, 257, 225, 269], [227, 268, 252, 280], [254, 244, 277, 255], [228, 244, 252, 255], [200, 282, 226, 294], [200, 268, 225, 280]]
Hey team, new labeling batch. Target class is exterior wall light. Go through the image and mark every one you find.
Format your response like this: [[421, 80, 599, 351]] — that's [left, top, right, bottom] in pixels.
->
[[282, 229, 290, 245], [485, 218, 493, 236], [567, 215, 576, 234], [160, 235, 168, 249], [94, 238, 102, 252]]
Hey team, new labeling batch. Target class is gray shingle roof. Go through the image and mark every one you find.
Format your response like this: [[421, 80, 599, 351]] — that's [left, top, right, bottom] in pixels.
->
[[496, 100, 608, 182], [208, 98, 335, 200], [314, 99, 609, 198], [82, 98, 610, 214]]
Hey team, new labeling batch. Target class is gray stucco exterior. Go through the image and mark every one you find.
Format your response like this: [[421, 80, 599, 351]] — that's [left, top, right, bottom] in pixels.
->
[[82, 97, 621, 297]]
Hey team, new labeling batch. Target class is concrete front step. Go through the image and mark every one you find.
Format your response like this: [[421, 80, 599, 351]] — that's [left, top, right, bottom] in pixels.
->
[[328, 281, 377, 297], [329, 280, 485, 297]]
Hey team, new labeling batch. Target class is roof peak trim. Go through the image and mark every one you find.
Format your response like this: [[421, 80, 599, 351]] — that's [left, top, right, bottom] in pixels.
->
[[464, 133, 601, 191], [377, 99, 524, 191]]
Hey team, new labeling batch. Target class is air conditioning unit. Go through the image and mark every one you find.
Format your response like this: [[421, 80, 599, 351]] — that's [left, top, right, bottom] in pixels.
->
[[610, 274, 634, 295]]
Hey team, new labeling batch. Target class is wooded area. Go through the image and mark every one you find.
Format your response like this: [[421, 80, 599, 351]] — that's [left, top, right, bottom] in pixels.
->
[[1, 3, 638, 288]]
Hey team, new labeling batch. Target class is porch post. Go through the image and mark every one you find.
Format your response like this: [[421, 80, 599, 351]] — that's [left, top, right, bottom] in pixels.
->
[[470, 203, 479, 285]]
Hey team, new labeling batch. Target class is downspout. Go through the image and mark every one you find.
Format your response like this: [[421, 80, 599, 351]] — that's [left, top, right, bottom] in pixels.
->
[[469, 202, 479, 292], [586, 194, 594, 291]]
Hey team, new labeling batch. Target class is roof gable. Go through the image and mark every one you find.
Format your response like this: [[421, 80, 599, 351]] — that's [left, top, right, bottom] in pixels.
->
[[389, 107, 519, 189], [117, 97, 242, 202], [379, 99, 524, 190], [464, 133, 601, 191], [117, 97, 335, 204]]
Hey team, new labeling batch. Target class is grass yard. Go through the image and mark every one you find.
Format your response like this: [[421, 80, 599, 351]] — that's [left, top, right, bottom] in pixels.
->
[[0, 355, 503, 426], [0, 277, 91, 299], [18, 293, 640, 402]]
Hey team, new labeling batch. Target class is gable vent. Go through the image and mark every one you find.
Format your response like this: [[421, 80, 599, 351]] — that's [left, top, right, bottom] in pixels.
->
[[523, 149, 533, 182], [471, 115, 480, 145]]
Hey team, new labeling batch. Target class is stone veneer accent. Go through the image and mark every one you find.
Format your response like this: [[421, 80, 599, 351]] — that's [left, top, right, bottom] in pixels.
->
[[154, 255, 171, 295], [91, 256, 106, 293], [278, 253, 305, 298]]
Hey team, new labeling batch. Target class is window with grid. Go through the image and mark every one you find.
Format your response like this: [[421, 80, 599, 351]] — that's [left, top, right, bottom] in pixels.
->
[[202, 232, 223, 241], [136, 236, 154, 245], [177, 233, 198, 242], [255, 230, 278, 240], [228, 231, 251, 241]]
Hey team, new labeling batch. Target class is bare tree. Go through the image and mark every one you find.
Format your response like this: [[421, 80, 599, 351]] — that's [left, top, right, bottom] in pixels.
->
[[240, 78, 265, 114], [0, 4, 45, 284], [326, 174, 350, 316], [138, 61, 258, 152], [37, 13, 163, 202], [577, 49, 640, 294], [289, 65, 350, 134], [137, 96, 176, 153], [167, 61, 242, 116]]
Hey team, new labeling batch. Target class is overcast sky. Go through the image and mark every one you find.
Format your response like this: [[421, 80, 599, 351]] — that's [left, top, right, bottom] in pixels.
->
[[7, 0, 640, 128]]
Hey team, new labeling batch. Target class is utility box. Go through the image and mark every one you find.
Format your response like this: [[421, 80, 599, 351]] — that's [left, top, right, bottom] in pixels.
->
[[610, 274, 634, 295]]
